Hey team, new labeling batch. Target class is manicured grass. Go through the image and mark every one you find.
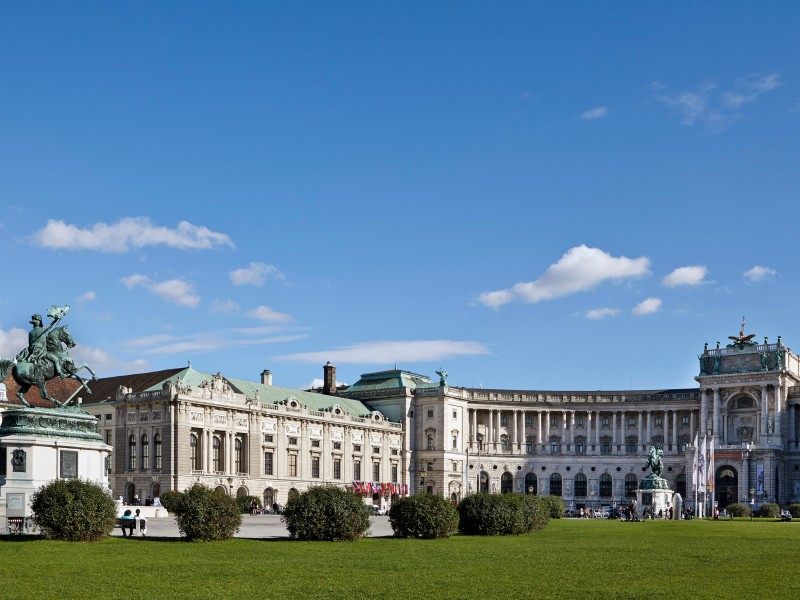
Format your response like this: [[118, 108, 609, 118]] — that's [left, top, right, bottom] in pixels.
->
[[1, 519, 798, 599]]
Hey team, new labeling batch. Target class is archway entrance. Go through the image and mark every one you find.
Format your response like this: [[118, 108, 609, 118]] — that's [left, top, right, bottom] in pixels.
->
[[715, 465, 738, 509], [500, 471, 513, 494], [478, 471, 489, 493]]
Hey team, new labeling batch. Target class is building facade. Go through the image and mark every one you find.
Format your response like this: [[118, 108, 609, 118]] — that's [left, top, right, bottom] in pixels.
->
[[69, 330, 800, 512]]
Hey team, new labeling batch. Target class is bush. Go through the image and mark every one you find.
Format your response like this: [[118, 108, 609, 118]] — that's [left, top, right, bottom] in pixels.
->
[[457, 493, 550, 536], [788, 504, 800, 518], [758, 503, 780, 518], [726, 503, 751, 517], [173, 484, 242, 541], [31, 479, 117, 541], [282, 486, 370, 541], [159, 490, 184, 513], [539, 495, 565, 519], [389, 494, 459, 539], [236, 495, 262, 513]]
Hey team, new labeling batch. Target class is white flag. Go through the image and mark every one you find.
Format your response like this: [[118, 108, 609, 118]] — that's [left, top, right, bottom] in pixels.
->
[[692, 432, 699, 491], [697, 436, 706, 493]]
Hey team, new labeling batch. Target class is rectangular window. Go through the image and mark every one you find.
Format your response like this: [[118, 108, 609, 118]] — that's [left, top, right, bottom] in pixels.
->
[[105, 430, 112, 445], [427, 461, 433, 471], [576, 442, 584, 455], [311, 456, 320, 478], [373, 446, 380, 454], [264, 434, 274, 443], [550, 442, 558, 454], [626, 441, 637, 454], [681, 416, 690, 426], [264, 452, 274, 475], [500, 416, 508, 425], [288, 454, 297, 477], [576, 417, 584, 427], [288, 437, 298, 446], [391, 448, 398, 456], [105, 414, 112, 421], [333, 442, 342, 450], [525, 416, 533, 425], [601, 417, 609, 427], [373, 462, 380, 482], [427, 409, 434, 418], [655, 417, 663, 426], [628, 417, 636, 427], [453, 410, 457, 419], [311, 439, 320, 448], [550, 417, 558, 426], [452, 436, 458, 450], [353, 460, 361, 480], [601, 441, 611, 455], [392, 464, 398, 482], [333, 458, 341, 480], [154, 436, 162, 470], [452, 461, 458, 472], [353, 444, 361, 452], [525, 442, 533, 454]]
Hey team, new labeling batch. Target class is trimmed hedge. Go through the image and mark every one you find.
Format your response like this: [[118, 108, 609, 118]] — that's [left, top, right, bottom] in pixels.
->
[[282, 486, 370, 541], [389, 494, 459, 539], [758, 503, 780, 518], [788, 503, 800, 518], [540, 495, 566, 519], [457, 493, 550, 536], [726, 503, 751, 517], [31, 479, 117, 541], [159, 490, 184, 513], [173, 484, 242, 541]]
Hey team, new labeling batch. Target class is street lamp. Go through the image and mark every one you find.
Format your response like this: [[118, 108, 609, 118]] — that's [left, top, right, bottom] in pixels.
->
[[419, 470, 427, 494], [227, 476, 233, 496]]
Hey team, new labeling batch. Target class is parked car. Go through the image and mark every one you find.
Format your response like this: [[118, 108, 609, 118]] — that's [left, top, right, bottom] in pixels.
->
[[366, 504, 386, 516], [592, 508, 609, 519]]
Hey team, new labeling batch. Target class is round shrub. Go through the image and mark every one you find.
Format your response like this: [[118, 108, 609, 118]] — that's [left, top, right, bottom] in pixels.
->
[[173, 484, 242, 541], [788, 503, 800, 518], [457, 493, 550, 536], [282, 486, 370, 541], [726, 503, 751, 517], [31, 479, 117, 541], [540, 495, 566, 519], [758, 503, 780, 518], [236, 495, 262, 513], [159, 490, 184, 513], [389, 494, 459, 539]]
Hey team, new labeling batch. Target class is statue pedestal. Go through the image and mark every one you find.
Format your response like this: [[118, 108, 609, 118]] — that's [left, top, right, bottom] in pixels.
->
[[637, 474, 674, 519], [1, 407, 111, 522]]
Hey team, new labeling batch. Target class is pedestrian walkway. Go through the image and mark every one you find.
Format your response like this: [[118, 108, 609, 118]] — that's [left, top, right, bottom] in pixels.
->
[[114, 514, 394, 539]]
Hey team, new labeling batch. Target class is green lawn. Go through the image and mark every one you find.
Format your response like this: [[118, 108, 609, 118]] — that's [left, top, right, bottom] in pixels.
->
[[1, 519, 797, 599]]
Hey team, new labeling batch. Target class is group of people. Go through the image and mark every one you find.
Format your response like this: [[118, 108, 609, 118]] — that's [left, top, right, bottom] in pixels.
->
[[119, 509, 146, 537], [130, 495, 159, 507], [642, 506, 674, 520]]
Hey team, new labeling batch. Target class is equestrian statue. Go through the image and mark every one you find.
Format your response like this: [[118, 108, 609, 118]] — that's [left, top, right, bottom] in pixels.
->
[[645, 444, 664, 478], [0, 305, 97, 408]]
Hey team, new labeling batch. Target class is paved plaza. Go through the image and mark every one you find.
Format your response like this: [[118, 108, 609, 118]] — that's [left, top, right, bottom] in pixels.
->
[[114, 514, 394, 539]]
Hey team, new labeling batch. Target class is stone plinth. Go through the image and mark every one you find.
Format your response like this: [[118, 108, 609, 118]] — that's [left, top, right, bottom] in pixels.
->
[[637, 475, 674, 518], [1, 407, 111, 519]]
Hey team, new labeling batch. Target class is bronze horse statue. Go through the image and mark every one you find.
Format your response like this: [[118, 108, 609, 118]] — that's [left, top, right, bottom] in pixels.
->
[[0, 325, 97, 408]]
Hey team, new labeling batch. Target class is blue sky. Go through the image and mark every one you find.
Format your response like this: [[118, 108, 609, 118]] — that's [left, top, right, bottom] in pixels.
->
[[1, 2, 799, 392]]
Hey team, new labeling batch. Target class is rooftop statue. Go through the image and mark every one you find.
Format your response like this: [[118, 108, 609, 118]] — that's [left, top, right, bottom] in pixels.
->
[[0, 305, 97, 408], [436, 368, 448, 386], [727, 316, 757, 350]]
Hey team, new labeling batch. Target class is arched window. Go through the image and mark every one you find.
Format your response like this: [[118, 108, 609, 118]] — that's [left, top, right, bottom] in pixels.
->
[[427, 434, 434, 450], [524, 472, 537, 495], [549, 473, 562, 497], [599, 473, 612, 498], [625, 473, 638, 498], [288, 488, 300, 500], [500, 471, 513, 494], [141, 434, 149, 470], [213, 436, 222, 472], [574, 473, 587, 497], [151, 483, 161, 500], [264, 488, 275, 510], [190, 433, 199, 471], [154, 433, 162, 470], [478, 470, 490, 494], [128, 434, 136, 470], [235, 438, 243, 473], [676, 473, 687, 498]]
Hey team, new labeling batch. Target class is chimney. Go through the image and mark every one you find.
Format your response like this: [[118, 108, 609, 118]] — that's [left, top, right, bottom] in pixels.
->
[[323, 361, 336, 395], [261, 369, 272, 386]]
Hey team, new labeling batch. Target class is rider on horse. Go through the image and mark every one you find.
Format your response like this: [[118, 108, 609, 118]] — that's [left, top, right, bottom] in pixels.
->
[[18, 313, 68, 379]]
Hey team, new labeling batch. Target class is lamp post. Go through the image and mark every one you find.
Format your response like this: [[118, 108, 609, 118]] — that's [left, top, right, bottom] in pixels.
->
[[419, 470, 427, 495], [227, 476, 233, 496], [749, 487, 755, 521]]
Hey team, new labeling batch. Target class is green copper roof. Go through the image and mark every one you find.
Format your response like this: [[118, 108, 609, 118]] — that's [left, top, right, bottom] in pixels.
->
[[344, 369, 438, 394]]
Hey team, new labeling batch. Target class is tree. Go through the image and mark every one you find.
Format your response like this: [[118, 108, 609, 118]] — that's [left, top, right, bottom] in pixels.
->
[[388, 494, 459, 539], [173, 484, 242, 541]]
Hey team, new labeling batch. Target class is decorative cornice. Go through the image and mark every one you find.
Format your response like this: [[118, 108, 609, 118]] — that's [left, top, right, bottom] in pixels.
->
[[0, 407, 102, 441]]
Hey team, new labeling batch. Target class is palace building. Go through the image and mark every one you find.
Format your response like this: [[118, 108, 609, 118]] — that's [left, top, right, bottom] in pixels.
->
[[6, 329, 799, 513]]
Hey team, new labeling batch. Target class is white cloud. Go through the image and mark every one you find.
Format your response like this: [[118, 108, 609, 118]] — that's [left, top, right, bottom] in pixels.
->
[[0, 326, 29, 357], [77, 290, 96, 303], [306, 377, 349, 390], [632, 297, 662, 315], [662, 266, 708, 288], [580, 106, 608, 120], [70, 345, 150, 377], [32, 217, 234, 253], [121, 274, 201, 307], [248, 305, 293, 323], [210, 299, 240, 315], [229, 262, 284, 286], [123, 326, 306, 357], [278, 340, 490, 364], [655, 73, 781, 132], [478, 245, 650, 309], [585, 307, 621, 320], [743, 265, 778, 282]]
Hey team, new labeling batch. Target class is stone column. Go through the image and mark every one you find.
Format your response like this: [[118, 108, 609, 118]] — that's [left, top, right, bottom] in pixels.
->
[[637, 411, 643, 451], [664, 410, 670, 452], [646, 411, 652, 447], [545, 411, 551, 448], [497, 409, 502, 451], [586, 411, 592, 454], [562, 410, 568, 452], [488, 409, 494, 448], [569, 411, 575, 445], [520, 410, 526, 452], [512, 410, 518, 452], [594, 411, 600, 445], [789, 404, 796, 451], [537, 411, 544, 452], [612, 411, 618, 451], [761, 384, 768, 438], [471, 408, 477, 450], [672, 410, 678, 449], [690, 410, 696, 443], [700, 390, 709, 437], [775, 382, 783, 436], [713, 388, 721, 440]]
